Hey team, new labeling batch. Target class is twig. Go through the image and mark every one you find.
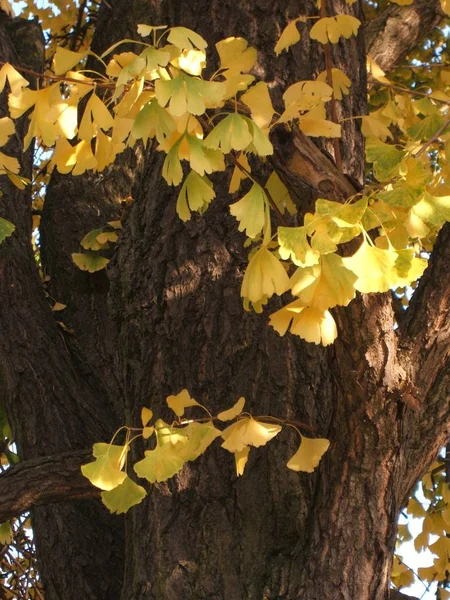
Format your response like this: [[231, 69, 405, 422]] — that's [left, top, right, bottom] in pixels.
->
[[320, 0, 343, 171]]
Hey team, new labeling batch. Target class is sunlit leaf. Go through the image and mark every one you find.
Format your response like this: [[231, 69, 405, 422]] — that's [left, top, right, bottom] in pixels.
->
[[229, 182, 267, 238], [270, 302, 338, 346], [166, 389, 200, 417], [141, 407, 153, 427], [101, 476, 147, 514], [310, 15, 361, 44], [287, 435, 330, 472], [217, 397, 246, 422], [81, 443, 128, 491], [343, 240, 397, 293], [221, 417, 281, 452], [275, 19, 301, 55]]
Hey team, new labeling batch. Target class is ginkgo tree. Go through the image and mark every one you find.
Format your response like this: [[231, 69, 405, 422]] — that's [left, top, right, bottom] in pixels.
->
[[0, 0, 449, 599]]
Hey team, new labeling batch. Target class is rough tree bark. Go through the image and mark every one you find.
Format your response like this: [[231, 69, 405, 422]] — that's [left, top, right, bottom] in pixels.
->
[[0, 1, 448, 600]]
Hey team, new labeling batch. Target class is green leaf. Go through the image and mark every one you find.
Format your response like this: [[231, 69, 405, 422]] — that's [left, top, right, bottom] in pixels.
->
[[72, 252, 110, 273], [366, 138, 406, 181], [0, 217, 15, 244], [80, 228, 109, 250], [407, 112, 446, 142], [101, 476, 147, 514]]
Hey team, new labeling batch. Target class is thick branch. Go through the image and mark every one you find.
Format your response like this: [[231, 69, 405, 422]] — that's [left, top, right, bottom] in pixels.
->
[[366, 0, 444, 74], [0, 450, 96, 523]]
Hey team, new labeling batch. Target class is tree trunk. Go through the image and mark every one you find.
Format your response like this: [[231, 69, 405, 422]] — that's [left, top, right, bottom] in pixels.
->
[[0, 1, 448, 599]]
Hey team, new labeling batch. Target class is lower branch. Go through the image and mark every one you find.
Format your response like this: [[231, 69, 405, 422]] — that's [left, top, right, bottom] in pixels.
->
[[0, 450, 96, 522]]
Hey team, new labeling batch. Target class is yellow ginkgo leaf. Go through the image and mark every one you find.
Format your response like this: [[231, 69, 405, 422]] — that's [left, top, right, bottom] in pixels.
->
[[343, 240, 398, 293], [0, 217, 15, 244], [216, 37, 257, 73], [229, 152, 250, 194], [0, 521, 12, 545], [242, 118, 273, 156], [167, 27, 208, 51], [0, 152, 20, 175], [177, 422, 221, 462], [241, 246, 290, 305], [365, 138, 406, 181], [166, 389, 200, 417], [361, 115, 392, 141], [286, 435, 330, 473], [81, 443, 129, 491], [241, 82, 274, 128], [186, 135, 225, 176], [0, 117, 14, 147], [81, 228, 109, 251], [162, 139, 183, 186], [281, 80, 332, 119], [221, 417, 281, 452], [235, 446, 251, 476], [156, 74, 225, 117], [218, 397, 246, 422], [441, 0, 450, 15], [229, 182, 267, 238], [79, 92, 114, 142], [317, 68, 351, 100], [72, 252, 110, 273], [266, 171, 297, 216], [141, 407, 153, 427], [204, 113, 253, 153], [101, 476, 147, 514], [132, 100, 176, 145], [275, 19, 301, 56], [137, 24, 167, 38], [310, 15, 361, 45], [177, 49, 206, 76], [53, 46, 87, 76], [300, 116, 341, 138], [270, 302, 338, 346], [290, 254, 357, 311], [154, 419, 189, 447], [143, 426, 154, 440], [134, 443, 186, 483], [0, 62, 29, 97], [176, 171, 216, 221]]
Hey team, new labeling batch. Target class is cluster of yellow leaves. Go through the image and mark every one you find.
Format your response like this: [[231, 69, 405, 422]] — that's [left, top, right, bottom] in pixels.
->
[[393, 459, 450, 597], [0, 15, 448, 347], [275, 13, 361, 56], [81, 390, 330, 514]]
